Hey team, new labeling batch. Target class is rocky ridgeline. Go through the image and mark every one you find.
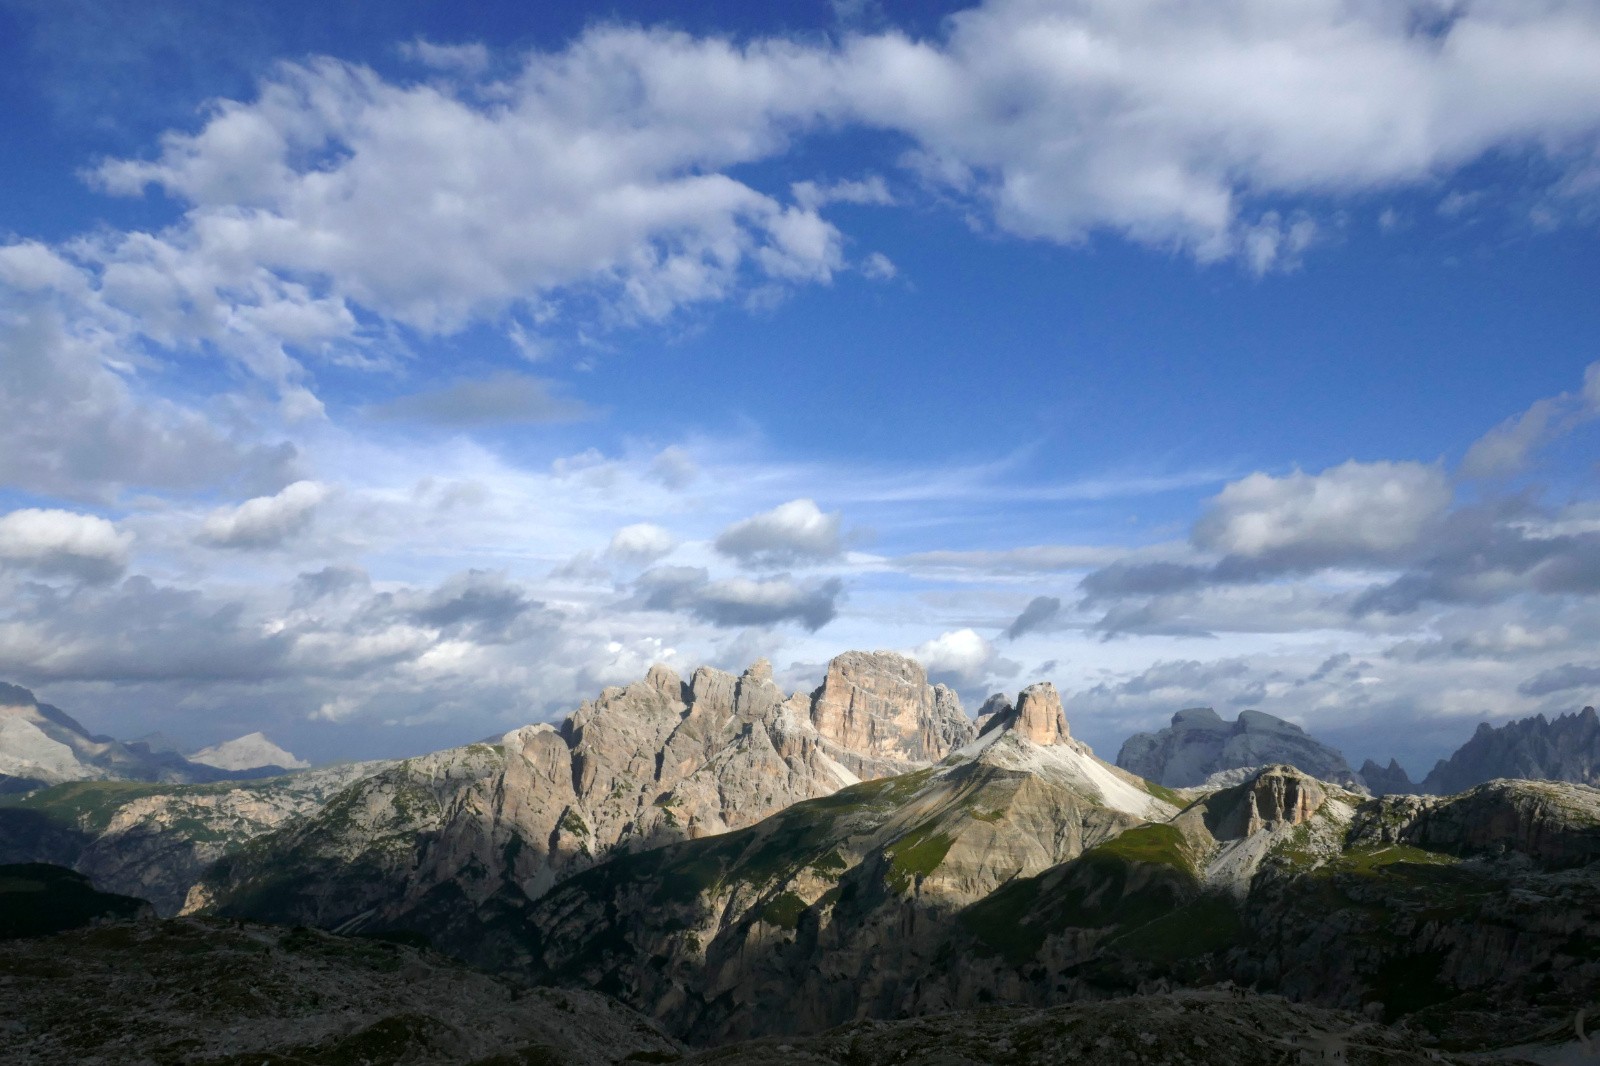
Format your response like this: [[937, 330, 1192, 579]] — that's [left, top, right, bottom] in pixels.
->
[[1419, 706, 1600, 794], [186, 651, 977, 935], [1116, 706, 1363, 790]]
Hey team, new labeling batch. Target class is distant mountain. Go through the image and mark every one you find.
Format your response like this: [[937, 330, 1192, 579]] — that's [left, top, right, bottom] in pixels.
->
[[0, 682, 258, 789], [1115, 706, 1362, 789], [189, 731, 309, 772], [1417, 707, 1600, 794], [1357, 757, 1417, 794]]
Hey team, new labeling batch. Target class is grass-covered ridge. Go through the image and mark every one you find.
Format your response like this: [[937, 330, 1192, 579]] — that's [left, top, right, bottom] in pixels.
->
[[1086, 823, 1198, 875]]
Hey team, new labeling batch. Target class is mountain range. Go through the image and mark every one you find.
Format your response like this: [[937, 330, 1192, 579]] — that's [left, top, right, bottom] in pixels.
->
[[5, 653, 1600, 1061], [0, 682, 308, 793]]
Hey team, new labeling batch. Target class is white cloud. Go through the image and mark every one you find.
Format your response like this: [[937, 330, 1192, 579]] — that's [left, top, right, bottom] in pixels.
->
[[913, 627, 1003, 687], [400, 38, 492, 74], [1461, 360, 1600, 478], [607, 522, 677, 565], [200, 480, 329, 550], [648, 446, 699, 490], [31, 0, 1595, 401], [1193, 460, 1453, 566], [0, 298, 301, 502], [636, 565, 843, 631], [0, 509, 132, 582], [791, 175, 894, 210], [370, 372, 589, 427], [715, 498, 843, 567]]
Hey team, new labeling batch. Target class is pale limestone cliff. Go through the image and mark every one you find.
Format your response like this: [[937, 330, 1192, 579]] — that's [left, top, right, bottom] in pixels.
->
[[521, 700, 1177, 1043], [191, 651, 977, 934]]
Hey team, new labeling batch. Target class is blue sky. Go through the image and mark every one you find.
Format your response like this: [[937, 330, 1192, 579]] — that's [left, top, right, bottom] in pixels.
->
[[1, 0, 1599, 775]]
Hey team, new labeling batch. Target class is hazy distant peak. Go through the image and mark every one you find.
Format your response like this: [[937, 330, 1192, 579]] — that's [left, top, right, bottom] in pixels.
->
[[189, 732, 309, 772]]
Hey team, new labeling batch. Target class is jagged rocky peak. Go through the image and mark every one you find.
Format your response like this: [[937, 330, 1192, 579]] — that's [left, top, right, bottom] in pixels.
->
[[808, 649, 973, 764], [1420, 706, 1600, 794], [1116, 705, 1358, 788], [1013, 681, 1071, 746], [973, 693, 1012, 737], [1197, 764, 1329, 841], [1358, 757, 1416, 795], [968, 684, 1072, 747]]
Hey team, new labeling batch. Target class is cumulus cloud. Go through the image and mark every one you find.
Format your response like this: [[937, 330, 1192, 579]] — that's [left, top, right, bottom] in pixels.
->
[[715, 498, 843, 567], [32, 0, 1596, 401], [649, 446, 699, 490], [1003, 595, 1061, 640], [607, 523, 677, 565], [1193, 460, 1452, 567], [1518, 663, 1600, 697], [370, 372, 589, 427], [86, 40, 850, 343], [1461, 361, 1600, 478], [913, 627, 1014, 688], [291, 564, 371, 608], [0, 576, 295, 684], [199, 480, 329, 549], [403, 569, 534, 643], [636, 565, 842, 630], [901, 544, 1126, 572], [0, 299, 301, 501], [0, 509, 132, 582], [1351, 502, 1600, 616]]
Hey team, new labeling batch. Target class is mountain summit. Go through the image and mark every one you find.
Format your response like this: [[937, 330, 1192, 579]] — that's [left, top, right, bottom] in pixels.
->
[[1115, 706, 1360, 789], [188, 650, 976, 930], [188, 733, 309, 772]]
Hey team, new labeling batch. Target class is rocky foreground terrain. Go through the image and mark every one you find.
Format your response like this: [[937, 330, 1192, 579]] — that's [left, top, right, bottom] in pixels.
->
[[682, 991, 1476, 1065], [0, 915, 680, 1065]]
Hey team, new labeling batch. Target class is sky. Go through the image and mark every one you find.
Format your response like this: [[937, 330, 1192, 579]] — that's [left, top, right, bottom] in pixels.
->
[[1, 0, 1599, 775]]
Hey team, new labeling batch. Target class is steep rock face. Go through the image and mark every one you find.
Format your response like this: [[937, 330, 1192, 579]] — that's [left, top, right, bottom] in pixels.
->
[[1421, 707, 1600, 794], [1202, 764, 1327, 839], [520, 702, 1176, 1044], [808, 652, 972, 771], [193, 652, 976, 942], [1116, 706, 1359, 789]]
